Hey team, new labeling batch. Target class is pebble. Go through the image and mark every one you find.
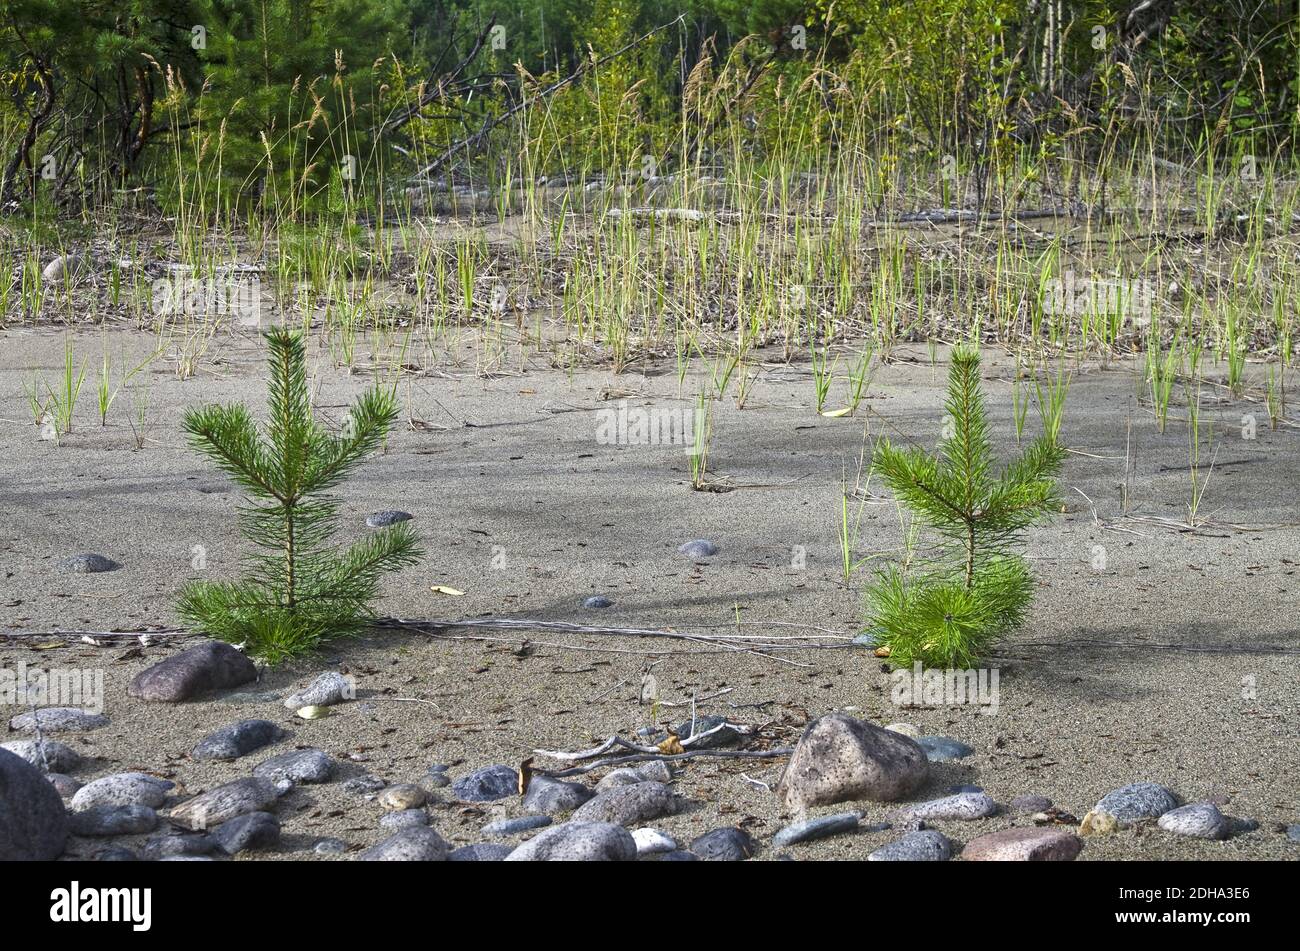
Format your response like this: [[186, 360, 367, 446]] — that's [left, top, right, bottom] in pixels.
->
[[71, 773, 173, 811], [70, 805, 158, 837], [252, 748, 335, 785], [1158, 803, 1230, 840], [689, 827, 754, 861], [505, 822, 637, 861], [773, 811, 862, 847], [1286, 824, 1300, 843], [8, 707, 109, 733], [0, 749, 70, 860], [296, 705, 330, 720], [380, 810, 430, 831], [366, 510, 413, 527], [893, 792, 998, 823], [583, 596, 613, 609], [169, 777, 283, 832], [962, 827, 1082, 861], [0, 739, 83, 772], [128, 640, 258, 702], [424, 771, 452, 789], [211, 812, 281, 854], [572, 782, 677, 826], [917, 736, 974, 762], [523, 776, 595, 814], [1010, 794, 1053, 814], [378, 784, 429, 811], [868, 830, 953, 861], [192, 719, 283, 761], [283, 672, 354, 709], [452, 764, 519, 802], [677, 539, 718, 558], [777, 712, 929, 812], [358, 827, 449, 861], [314, 838, 348, 855], [851, 632, 879, 648], [1091, 782, 1179, 826], [143, 833, 215, 859], [60, 553, 119, 573], [483, 815, 552, 837], [631, 828, 678, 856], [450, 843, 514, 862]]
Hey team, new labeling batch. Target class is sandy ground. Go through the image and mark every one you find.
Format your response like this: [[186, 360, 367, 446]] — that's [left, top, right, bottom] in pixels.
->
[[1, 325, 1298, 860]]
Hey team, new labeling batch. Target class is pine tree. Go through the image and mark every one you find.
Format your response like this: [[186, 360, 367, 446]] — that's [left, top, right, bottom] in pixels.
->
[[865, 345, 1063, 668], [176, 328, 421, 662]]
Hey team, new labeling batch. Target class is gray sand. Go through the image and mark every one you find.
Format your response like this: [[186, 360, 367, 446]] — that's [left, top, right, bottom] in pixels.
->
[[2, 327, 1297, 859]]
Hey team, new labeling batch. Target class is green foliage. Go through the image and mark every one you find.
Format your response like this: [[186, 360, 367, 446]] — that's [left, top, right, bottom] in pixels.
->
[[865, 346, 1063, 668], [176, 327, 421, 663]]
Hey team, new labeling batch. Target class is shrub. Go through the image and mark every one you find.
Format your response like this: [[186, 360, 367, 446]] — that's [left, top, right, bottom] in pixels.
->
[[176, 328, 421, 662], [864, 345, 1063, 668]]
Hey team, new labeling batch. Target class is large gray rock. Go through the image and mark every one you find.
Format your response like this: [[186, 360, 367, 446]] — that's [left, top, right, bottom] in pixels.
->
[[358, 827, 449, 861], [504, 822, 637, 861], [191, 719, 283, 761], [71, 773, 173, 811], [168, 777, 282, 831], [777, 713, 929, 812], [0, 749, 70, 860], [571, 782, 677, 826], [522, 776, 595, 814], [0, 739, 83, 773], [252, 748, 335, 785], [128, 641, 257, 702]]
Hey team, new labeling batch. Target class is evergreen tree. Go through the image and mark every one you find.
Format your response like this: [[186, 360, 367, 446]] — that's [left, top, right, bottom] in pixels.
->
[[865, 345, 1063, 669], [176, 327, 421, 662]]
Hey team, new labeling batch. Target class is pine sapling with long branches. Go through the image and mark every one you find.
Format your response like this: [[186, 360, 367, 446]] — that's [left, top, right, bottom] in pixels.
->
[[176, 328, 422, 662], [865, 345, 1063, 668]]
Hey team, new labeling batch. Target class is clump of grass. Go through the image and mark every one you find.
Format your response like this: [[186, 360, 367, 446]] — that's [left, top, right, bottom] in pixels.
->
[[176, 328, 422, 663], [864, 346, 1064, 668]]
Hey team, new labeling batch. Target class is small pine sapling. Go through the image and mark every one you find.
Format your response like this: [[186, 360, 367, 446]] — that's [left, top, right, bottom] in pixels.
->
[[865, 345, 1063, 668], [176, 328, 422, 662]]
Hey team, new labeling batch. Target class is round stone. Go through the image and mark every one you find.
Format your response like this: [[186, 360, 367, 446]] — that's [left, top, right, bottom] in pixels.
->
[[583, 596, 613, 609], [378, 784, 429, 811], [917, 736, 975, 761], [452, 765, 518, 802], [868, 830, 953, 861], [61, 553, 120, 574], [1093, 782, 1179, 825], [1157, 802, 1230, 840], [677, 539, 718, 558], [366, 510, 413, 528], [314, 837, 348, 854], [1010, 794, 1054, 814]]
